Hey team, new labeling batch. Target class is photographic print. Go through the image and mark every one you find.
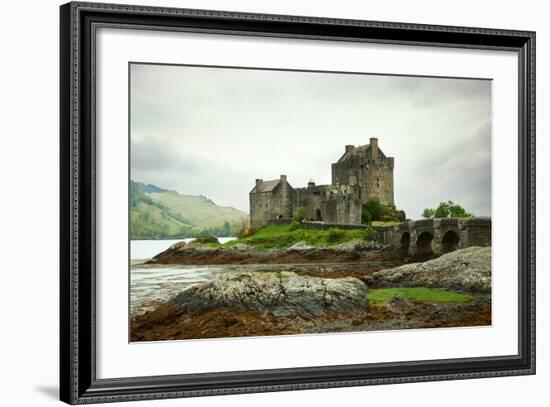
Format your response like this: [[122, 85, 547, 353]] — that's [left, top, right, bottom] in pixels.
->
[[129, 63, 492, 342]]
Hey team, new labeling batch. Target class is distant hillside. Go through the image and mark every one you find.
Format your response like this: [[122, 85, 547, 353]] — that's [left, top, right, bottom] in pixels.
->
[[130, 180, 248, 239], [136, 182, 168, 194]]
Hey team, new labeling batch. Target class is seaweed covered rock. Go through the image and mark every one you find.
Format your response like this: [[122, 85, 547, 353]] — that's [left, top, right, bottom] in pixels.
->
[[170, 271, 368, 317], [363, 246, 491, 292]]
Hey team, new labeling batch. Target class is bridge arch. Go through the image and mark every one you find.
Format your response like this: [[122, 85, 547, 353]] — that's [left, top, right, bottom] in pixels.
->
[[400, 232, 410, 255], [416, 231, 434, 256], [441, 230, 460, 253]]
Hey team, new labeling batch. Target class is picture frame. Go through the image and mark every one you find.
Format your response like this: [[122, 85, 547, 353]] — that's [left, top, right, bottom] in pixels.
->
[[60, 1, 536, 404]]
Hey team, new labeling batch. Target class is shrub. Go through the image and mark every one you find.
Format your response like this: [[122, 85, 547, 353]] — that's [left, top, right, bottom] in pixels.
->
[[361, 207, 373, 224], [288, 220, 302, 231], [396, 210, 407, 222], [326, 228, 345, 243], [234, 217, 251, 237], [293, 207, 307, 222], [364, 197, 385, 221], [194, 235, 219, 245], [241, 228, 254, 237], [363, 227, 379, 242], [362, 197, 403, 224]]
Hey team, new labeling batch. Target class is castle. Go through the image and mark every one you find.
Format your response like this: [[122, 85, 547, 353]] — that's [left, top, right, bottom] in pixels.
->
[[250, 138, 395, 229]]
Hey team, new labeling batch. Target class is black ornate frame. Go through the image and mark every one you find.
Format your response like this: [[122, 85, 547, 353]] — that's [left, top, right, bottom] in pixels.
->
[[60, 2, 536, 404]]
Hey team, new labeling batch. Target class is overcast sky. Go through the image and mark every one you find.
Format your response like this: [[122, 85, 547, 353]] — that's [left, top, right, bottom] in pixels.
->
[[130, 63, 491, 218]]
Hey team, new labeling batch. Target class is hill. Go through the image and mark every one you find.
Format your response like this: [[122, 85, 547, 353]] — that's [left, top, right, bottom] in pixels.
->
[[130, 180, 248, 239], [135, 181, 167, 194]]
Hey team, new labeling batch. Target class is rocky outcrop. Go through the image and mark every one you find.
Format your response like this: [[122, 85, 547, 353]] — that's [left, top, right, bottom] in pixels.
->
[[363, 246, 491, 292], [170, 271, 368, 317], [148, 240, 398, 265]]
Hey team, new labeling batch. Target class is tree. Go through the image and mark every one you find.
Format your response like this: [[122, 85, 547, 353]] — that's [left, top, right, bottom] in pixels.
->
[[363, 197, 385, 221], [361, 207, 373, 224], [361, 197, 403, 224], [293, 207, 307, 222], [422, 208, 435, 219], [222, 221, 231, 236], [422, 201, 472, 219], [233, 217, 251, 237], [381, 204, 399, 222]]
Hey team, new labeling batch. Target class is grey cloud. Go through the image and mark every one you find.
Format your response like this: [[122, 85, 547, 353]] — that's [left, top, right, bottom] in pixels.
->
[[130, 63, 491, 217], [388, 76, 491, 107]]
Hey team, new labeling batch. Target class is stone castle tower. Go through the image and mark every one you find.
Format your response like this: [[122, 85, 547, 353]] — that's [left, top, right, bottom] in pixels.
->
[[331, 138, 394, 205], [250, 138, 394, 229]]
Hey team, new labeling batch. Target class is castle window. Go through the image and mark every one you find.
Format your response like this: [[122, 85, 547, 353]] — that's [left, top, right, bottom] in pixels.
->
[[376, 177, 380, 188]]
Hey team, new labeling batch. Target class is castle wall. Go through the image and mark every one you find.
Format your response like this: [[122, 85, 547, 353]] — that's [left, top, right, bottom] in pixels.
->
[[268, 218, 370, 231], [250, 177, 295, 229], [331, 141, 395, 205], [279, 175, 293, 220], [293, 186, 327, 221], [292, 185, 362, 225], [362, 158, 394, 204], [250, 140, 394, 228], [250, 191, 275, 229], [324, 196, 362, 225]]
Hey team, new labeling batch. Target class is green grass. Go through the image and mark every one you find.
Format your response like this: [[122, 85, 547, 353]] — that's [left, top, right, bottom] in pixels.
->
[[223, 223, 378, 250], [371, 220, 401, 227], [367, 287, 474, 307]]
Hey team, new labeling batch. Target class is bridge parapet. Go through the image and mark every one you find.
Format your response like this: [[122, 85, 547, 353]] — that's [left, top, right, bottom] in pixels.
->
[[373, 217, 491, 257]]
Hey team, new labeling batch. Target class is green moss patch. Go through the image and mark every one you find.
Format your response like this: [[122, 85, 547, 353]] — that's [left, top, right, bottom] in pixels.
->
[[368, 287, 474, 307], [224, 223, 378, 250], [371, 220, 401, 227]]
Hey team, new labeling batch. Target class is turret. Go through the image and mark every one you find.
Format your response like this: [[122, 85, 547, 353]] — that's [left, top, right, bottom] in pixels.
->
[[370, 138, 378, 159]]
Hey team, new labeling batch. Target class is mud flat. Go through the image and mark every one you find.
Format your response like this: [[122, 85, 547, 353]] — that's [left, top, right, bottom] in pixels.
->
[[131, 247, 491, 342], [145, 240, 404, 265]]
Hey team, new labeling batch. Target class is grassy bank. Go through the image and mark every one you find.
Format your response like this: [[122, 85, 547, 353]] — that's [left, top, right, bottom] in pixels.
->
[[371, 220, 401, 227], [218, 223, 378, 250], [368, 287, 474, 307]]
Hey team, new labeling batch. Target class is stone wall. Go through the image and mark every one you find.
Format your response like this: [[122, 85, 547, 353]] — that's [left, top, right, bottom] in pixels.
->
[[250, 190, 276, 229], [461, 218, 492, 247], [374, 217, 491, 256], [292, 184, 362, 225], [268, 219, 370, 231], [293, 185, 329, 221], [324, 195, 362, 225], [331, 141, 394, 205], [300, 221, 370, 231], [361, 158, 394, 204]]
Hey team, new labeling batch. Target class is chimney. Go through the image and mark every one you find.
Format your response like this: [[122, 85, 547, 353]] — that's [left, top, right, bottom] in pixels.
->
[[255, 179, 263, 189], [308, 181, 315, 188], [345, 145, 354, 153], [280, 175, 287, 183], [370, 138, 378, 159]]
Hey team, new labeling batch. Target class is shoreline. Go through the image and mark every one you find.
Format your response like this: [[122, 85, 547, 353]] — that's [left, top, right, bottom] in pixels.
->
[[131, 292, 491, 342], [145, 243, 410, 266], [130, 245, 492, 342]]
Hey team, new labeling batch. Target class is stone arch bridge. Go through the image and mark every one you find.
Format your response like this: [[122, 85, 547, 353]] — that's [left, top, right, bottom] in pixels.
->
[[374, 217, 491, 257]]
